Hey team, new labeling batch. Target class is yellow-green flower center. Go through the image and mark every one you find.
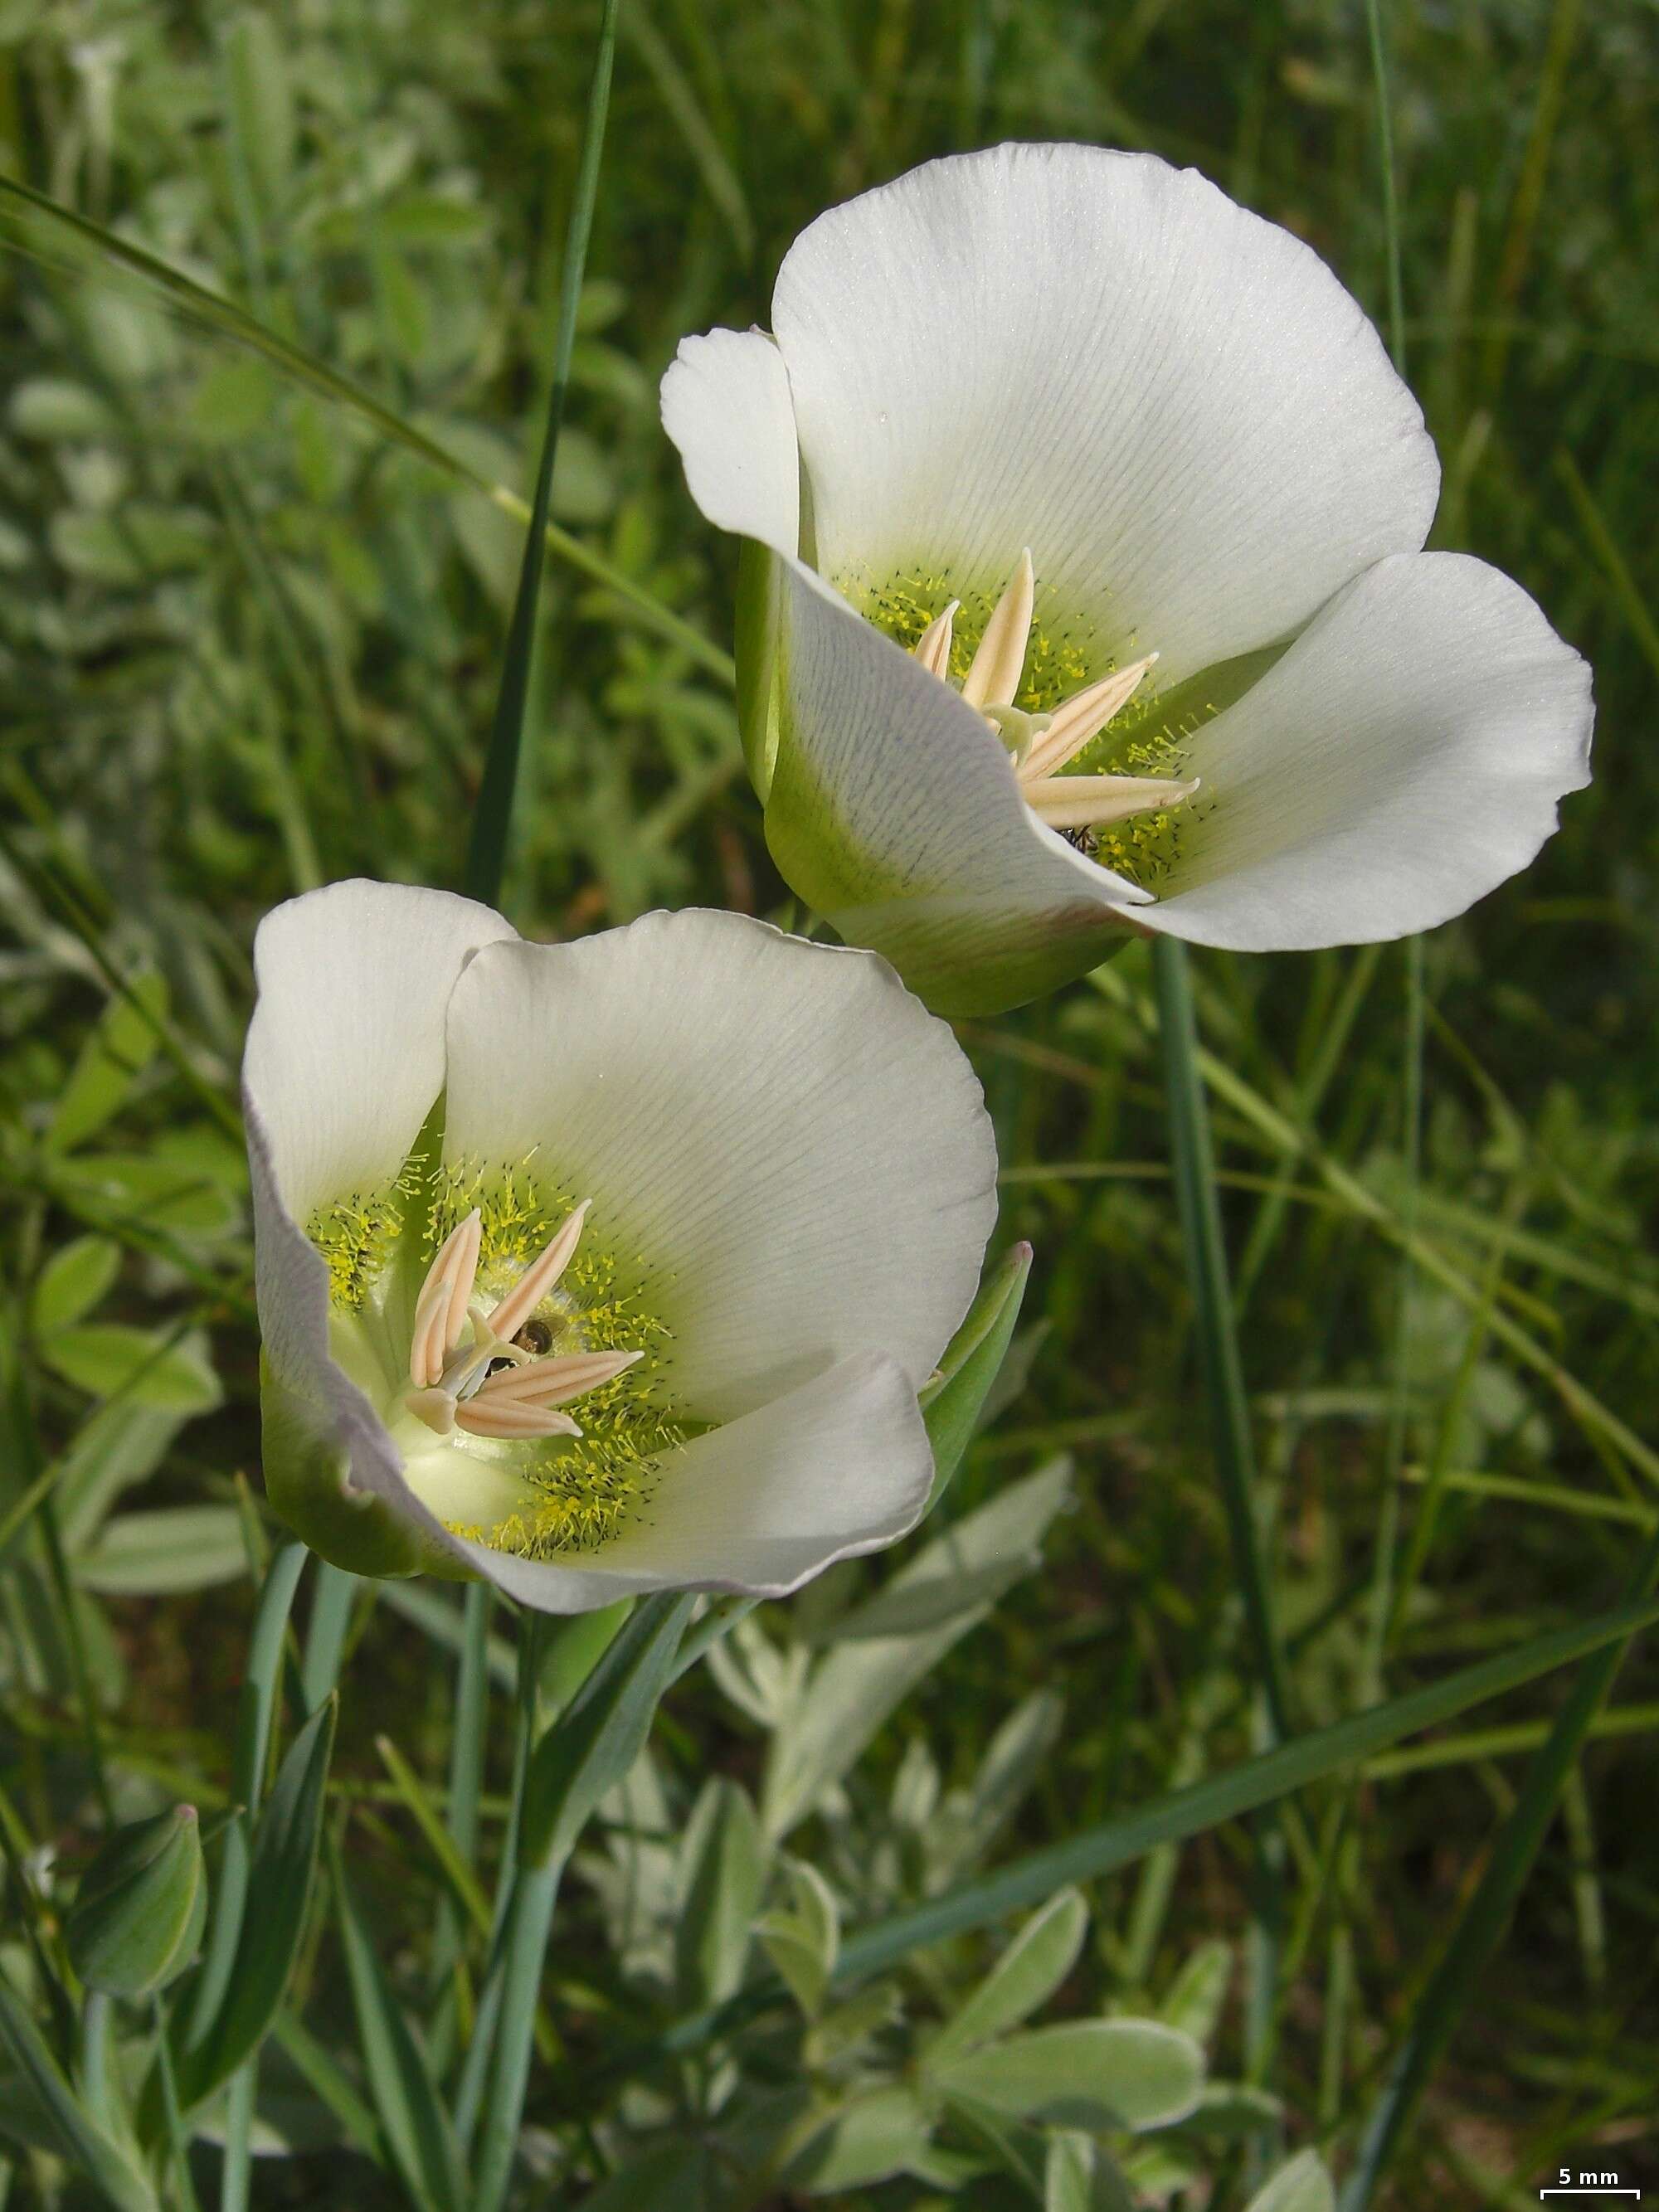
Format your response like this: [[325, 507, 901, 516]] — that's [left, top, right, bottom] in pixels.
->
[[308, 1149, 681, 1558], [844, 553, 1219, 893]]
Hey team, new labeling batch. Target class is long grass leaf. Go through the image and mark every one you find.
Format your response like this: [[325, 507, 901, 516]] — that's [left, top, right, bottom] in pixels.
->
[[1339, 1521, 1659, 2207], [463, 0, 620, 903], [630, 1593, 1659, 2071]]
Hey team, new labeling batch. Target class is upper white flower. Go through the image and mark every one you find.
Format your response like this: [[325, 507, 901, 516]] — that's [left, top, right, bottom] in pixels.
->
[[245, 882, 997, 1614], [662, 142, 1594, 1016]]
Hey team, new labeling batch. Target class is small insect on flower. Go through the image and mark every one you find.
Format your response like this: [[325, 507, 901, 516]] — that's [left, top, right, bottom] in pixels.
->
[[663, 142, 1593, 1016], [246, 881, 999, 1613]]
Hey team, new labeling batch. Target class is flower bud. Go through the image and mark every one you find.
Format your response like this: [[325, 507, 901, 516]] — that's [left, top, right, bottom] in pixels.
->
[[66, 1806, 206, 2000]]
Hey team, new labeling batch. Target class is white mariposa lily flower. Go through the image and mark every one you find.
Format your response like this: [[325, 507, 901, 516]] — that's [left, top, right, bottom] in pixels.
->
[[245, 880, 997, 1613], [663, 142, 1593, 1016]]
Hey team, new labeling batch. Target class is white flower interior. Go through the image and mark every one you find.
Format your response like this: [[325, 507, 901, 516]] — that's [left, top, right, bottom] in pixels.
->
[[873, 547, 1204, 890], [310, 1150, 680, 1559]]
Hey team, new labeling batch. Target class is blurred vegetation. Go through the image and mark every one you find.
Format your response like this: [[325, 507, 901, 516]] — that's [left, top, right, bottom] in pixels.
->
[[0, 0, 1656, 2205]]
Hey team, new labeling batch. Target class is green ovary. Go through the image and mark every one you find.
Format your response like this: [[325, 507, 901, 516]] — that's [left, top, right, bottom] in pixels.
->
[[308, 1151, 682, 1561]]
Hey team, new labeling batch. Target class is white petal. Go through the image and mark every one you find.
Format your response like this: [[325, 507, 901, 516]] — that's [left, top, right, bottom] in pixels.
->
[[439, 910, 999, 1420], [1143, 553, 1593, 949], [442, 1352, 935, 1615], [243, 879, 516, 1228], [765, 556, 1151, 1015], [659, 326, 800, 557], [771, 143, 1438, 685]]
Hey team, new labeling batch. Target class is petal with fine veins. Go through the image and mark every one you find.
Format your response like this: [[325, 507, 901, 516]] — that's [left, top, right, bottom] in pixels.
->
[[771, 143, 1438, 685], [440, 908, 1000, 1421], [244, 879, 516, 1231], [1142, 552, 1594, 950], [442, 1352, 935, 1615]]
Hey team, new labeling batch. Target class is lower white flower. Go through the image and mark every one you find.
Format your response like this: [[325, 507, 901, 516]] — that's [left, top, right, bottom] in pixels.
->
[[246, 882, 998, 1613]]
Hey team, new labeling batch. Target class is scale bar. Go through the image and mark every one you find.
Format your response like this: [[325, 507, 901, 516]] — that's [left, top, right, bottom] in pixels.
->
[[1540, 2193, 1642, 2200]]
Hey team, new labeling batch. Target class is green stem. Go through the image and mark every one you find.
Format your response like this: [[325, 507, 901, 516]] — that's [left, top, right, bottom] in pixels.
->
[[299, 1564, 358, 1716], [1151, 936, 1290, 1741], [79, 1989, 112, 2132], [219, 2067, 254, 2212], [462, 0, 622, 908], [1153, 936, 1290, 2170], [428, 1582, 491, 2065], [469, 1856, 565, 2212]]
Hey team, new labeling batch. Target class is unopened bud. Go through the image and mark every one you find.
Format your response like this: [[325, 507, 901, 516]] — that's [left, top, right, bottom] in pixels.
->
[[66, 1806, 206, 2000]]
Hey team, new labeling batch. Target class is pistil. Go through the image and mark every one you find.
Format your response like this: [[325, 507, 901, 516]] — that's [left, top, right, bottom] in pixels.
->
[[404, 1202, 642, 1442]]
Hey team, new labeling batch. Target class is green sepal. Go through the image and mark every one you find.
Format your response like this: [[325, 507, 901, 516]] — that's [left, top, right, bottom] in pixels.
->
[[259, 1359, 442, 1582], [734, 537, 784, 801], [920, 1242, 1034, 1509], [66, 1806, 205, 2000]]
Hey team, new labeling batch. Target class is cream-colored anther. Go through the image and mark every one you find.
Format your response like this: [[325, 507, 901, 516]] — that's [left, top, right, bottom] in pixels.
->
[[961, 550, 1034, 709], [469, 1348, 642, 1408], [454, 1398, 584, 1441], [1019, 656, 1159, 784], [409, 1208, 482, 1387], [912, 600, 959, 680], [486, 1201, 591, 1344], [1025, 773, 1200, 831]]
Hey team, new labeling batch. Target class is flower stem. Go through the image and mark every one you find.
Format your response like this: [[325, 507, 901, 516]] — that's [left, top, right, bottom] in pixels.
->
[[1152, 933, 1287, 2179], [1151, 936, 1290, 1740]]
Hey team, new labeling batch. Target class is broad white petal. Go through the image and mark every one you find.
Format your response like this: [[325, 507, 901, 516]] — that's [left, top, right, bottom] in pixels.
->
[[444, 1352, 935, 1614], [772, 143, 1438, 685], [1143, 553, 1593, 948], [243, 879, 516, 1228], [764, 556, 1150, 1015], [660, 326, 800, 557], [440, 910, 998, 1420]]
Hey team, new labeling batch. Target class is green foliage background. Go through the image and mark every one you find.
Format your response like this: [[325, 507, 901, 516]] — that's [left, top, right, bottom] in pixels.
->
[[1, 0, 1656, 2205]]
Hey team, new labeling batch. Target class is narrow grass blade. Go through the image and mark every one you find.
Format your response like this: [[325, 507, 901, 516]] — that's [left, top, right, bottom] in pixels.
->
[[182, 1544, 306, 2050], [463, 0, 620, 901], [1339, 1522, 1659, 2208], [628, 1592, 1659, 2070], [330, 1842, 466, 2212], [0, 173, 731, 683], [375, 1734, 491, 1938]]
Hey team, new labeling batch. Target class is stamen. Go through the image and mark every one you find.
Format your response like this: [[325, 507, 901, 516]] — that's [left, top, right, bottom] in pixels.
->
[[408, 1208, 483, 1387], [471, 1348, 644, 1410], [1027, 773, 1199, 832], [1019, 655, 1160, 783], [455, 1399, 584, 1441], [485, 1201, 591, 1344], [912, 600, 959, 680], [961, 549, 1034, 710]]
